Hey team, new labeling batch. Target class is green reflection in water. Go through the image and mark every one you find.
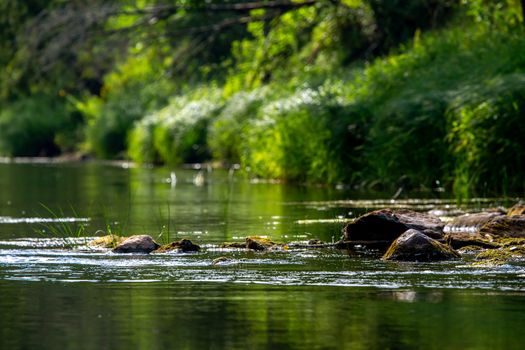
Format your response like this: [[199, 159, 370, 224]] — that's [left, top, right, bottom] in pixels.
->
[[1, 282, 525, 350], [0, 162, 523, 350]]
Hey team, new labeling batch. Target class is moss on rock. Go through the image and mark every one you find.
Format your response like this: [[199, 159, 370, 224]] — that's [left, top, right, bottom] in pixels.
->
[[88, 235, 125, 249], [383, 229, 460, 262]]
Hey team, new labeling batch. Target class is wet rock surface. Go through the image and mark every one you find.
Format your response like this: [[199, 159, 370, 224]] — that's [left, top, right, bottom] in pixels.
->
[[479, 215, 525, 238], [382, 229, 460, 262], [444, 211, 505, 234], [444, 233, 498, 250], [112, 235, 160, 254], [342, 209, 444, 244], [507, 203, 525, 217]]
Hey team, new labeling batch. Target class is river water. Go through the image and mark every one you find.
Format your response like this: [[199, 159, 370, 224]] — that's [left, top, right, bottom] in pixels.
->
[[0, 162, 524, 349]]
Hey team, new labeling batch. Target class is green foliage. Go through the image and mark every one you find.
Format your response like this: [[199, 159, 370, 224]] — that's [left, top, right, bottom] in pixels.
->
[[242, 84, 358, 183], [81, 49, 175, 158], [128, 88, 223, 165], [208, 88, 273, 164], [449, 74, 525, 195], [343, 14, 525, 192], [1, 0, 525, 196], [0, 94, 80, 156]]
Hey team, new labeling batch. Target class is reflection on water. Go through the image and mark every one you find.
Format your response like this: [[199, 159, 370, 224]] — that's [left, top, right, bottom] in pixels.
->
[[0, 162, 524, 349]]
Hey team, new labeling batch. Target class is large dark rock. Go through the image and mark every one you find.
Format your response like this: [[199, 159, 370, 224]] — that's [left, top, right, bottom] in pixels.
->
[[156, 239, 200, 253], [444, 212, 504, 234], [112, 235, 160, 254], [479, 215, 525, 238], [382, 229, 460, 262], [343, 209, 444, 243]]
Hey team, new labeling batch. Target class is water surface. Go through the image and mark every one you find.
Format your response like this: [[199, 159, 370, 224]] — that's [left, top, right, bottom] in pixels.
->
[[0, 162, 524, 349]]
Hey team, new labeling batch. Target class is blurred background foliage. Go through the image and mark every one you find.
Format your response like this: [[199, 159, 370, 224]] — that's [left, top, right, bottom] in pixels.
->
[[0, 0, 524, 196]]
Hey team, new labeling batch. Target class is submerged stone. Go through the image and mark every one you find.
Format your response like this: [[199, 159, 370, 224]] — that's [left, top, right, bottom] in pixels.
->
[[382, 229, 460, 262], [343, 209, 444, 244], [156, 239, 200, 253], [112, 235, 160, 254], [212, 256, 231, 265]]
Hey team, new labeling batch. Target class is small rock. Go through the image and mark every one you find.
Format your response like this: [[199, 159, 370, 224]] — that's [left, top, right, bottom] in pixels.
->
[[479, 215, 525, 238], [382, 229, 460, 262], [112, 235, 160, 254], [246, 237, 268, 251], [343, 209, 444, 244], [307, 239, 324, 245], [156, 239, 200, 253], [243, 236, 277, 251], [212, 256, 231, 265], [507, 203, 525, 217]]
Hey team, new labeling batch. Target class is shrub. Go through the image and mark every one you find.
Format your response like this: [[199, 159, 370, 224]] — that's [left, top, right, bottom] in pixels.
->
[[448, 74, 525, 196], [242, 84, 360, 183], [208, 88, 272, 164], [129, 91, 223, 165], [82, 49, 175, 158], [0, 94, 80, 156]]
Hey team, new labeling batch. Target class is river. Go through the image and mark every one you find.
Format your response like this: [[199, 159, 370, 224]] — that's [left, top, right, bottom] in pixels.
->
[[0, 161, 524, 349]]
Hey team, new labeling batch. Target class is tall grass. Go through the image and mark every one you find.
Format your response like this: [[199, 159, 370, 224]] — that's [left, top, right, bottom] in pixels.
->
[[128, 15, 525, 196], [242, 84, 357, 183]]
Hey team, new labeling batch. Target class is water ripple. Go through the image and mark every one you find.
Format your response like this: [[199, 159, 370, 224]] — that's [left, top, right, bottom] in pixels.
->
[[0, 237, 524, 291]]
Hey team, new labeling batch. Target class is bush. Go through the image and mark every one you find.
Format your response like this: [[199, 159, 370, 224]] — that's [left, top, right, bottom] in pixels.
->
[[82, 49, 175, 158], [448, 74, 525, 196], [347, 17, 525, 191], [242, 84, 360, 183], [208, 88, 273, 164], [0, 94, 80, 156], [129, 90, 223, 165]]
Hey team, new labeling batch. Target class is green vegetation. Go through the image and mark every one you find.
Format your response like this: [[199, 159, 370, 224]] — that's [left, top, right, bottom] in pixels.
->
[[1, 0, 524, 196]]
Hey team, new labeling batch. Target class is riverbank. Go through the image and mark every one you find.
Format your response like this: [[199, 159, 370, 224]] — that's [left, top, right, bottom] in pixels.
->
[[1, 4, 524, 196]]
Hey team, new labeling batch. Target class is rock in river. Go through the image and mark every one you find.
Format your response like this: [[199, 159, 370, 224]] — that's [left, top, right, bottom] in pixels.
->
[[444, 211, 504, 234], [479, 215, 525, 238], [382, 229, 460, 262], [507, 203, 525, 217], [112, 235, 160, 254], [156, 239, 200, 253], [342, 209, 444, 244]]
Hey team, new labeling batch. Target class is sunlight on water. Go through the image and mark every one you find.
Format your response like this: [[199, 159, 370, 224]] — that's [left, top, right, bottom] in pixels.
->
[[0, 216, 90, 224], [0, 236, 524, 291], [0, 163, 523, 350]]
